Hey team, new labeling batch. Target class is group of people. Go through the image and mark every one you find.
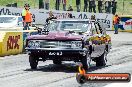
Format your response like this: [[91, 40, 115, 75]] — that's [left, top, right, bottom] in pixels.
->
[[82, 0, 117, 14], [22, 2, 120, 34], [43, 0, 117, 15]]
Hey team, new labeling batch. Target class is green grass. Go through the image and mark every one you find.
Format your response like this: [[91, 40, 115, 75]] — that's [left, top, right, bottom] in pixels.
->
[[0, 0, 131, 15]]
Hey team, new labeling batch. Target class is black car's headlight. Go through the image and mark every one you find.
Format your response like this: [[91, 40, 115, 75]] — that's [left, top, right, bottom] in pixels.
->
[[71, 41, 82, 48], [28, 40, 40, 48]]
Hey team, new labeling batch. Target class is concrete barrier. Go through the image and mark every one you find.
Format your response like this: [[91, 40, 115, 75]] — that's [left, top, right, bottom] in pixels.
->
[[0, 31, 23, 56], [0, 30, 38, 56]]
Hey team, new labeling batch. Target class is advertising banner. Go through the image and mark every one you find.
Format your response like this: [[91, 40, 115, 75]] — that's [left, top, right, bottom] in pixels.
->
[[0, 32, 23, 56], [118, 15, 132, 32]]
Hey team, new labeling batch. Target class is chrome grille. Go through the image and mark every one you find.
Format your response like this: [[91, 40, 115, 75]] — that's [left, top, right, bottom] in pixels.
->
[[40, 41, 72, 48]]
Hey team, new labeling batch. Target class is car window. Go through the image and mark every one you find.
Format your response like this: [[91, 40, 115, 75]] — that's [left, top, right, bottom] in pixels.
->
[[47, 21, 59, 31], [0, 17, 16, 23], [59, 21, 90, 32]]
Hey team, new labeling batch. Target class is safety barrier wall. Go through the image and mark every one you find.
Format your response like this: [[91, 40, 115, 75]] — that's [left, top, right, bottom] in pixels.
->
[[0, 31, 23, 56], [0, 30, 37, 56]]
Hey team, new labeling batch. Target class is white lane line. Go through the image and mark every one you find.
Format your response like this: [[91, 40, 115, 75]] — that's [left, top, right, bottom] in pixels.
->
[[104, 76, 132, 87]]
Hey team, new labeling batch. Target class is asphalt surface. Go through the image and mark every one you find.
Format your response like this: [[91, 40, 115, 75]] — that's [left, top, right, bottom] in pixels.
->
[[0, 31, 132, 87]]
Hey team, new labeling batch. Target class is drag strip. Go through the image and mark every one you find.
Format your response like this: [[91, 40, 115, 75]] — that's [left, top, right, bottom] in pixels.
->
[[0, 31, 132, 87]]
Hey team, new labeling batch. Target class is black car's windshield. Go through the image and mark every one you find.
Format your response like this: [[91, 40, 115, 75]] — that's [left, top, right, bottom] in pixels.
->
[[47, 20, 90, 32], [0, 17, 16, 23]]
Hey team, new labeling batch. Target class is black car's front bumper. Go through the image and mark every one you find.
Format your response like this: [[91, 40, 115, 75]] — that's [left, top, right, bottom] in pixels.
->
[[25, 48, 88, 61]]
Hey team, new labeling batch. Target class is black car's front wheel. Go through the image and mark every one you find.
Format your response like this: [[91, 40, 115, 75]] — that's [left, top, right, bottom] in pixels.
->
[[53, 58, 62, 65], [96, 50, 107, 67], [81, 53, 91, 70], [29, 55, 38, 69]]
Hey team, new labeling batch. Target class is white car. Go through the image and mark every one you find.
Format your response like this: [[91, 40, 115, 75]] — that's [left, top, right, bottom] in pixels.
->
[[0, 15, 23, 30]]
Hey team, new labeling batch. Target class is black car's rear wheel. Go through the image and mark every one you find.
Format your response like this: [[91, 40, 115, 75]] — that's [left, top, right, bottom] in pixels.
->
[[96, 50, 107, 67], [81, 53, 91, 70], [29, 55, 38, 69]]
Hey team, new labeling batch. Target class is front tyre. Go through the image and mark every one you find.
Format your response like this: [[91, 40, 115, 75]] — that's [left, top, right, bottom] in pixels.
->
[[29, 55, 38, 69], [76, 73, 86, 84], [81, 53, 91, 70], [96, 50, 107, 67], [53, 59, 62, 64]]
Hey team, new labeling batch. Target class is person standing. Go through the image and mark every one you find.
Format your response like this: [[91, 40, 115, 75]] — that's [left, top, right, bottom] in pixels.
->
[[22, 5, 27, 27], [22, 4, 32, 30], [108, 0, 112, 13], [105, 0, 111, 13], [84, 0, 88, 12], [113, 14, 120, 34], [55, 0, 60, 10], [45, 0, 50, 10], [89, 0, 92, 12], [67, 5, 73, 18], [98, 0, 103, 13], [62, 0, 67, 11], [112, 0, 117, 15], [104, 0, 108, 13], [91, 0, 96, 13], [76, 0, 80, 12], [46, 11, 57, 23]]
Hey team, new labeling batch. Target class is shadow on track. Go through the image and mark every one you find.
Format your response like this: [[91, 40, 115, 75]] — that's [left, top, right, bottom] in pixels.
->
[[24, 62, 111, 73]]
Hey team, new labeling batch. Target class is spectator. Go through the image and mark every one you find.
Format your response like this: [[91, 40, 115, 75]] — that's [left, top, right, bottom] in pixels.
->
[[55, 0, 60, 10], [89, 0, 92, 12], [45, 0, 50, 10], [104, 0, 108, 13], [68, 13, 73, 18], [112, 0, 117, 15], [76, 0, 80, 12], [98, 0, 103, 13], [105, 0, 112, 13], [84, 0, 88, 12], [62, 0, 67, 11], [108, 0, 112, 13], [113, 14, 120, 34], [67, 5, 73, 18], [46, 11, 57, 23], [67, 5, 73, 11], [91, 15, 96, 20], [91, 0, 96, 13], [22, 4, 27, 27], [22, 4, 32, 30]]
